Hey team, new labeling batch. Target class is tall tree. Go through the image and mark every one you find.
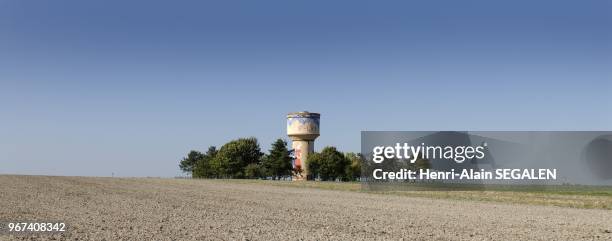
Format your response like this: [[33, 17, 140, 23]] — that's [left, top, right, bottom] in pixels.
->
[[344, 152, 363, 181], [244, 163, 262, 179], [193, 146, 218, 178], [213, 137, 263, 178], [179, 150, 204, 175], [262, 139, 293, 179], [307, 146, 349, 181], [306, 152, 322, 180]]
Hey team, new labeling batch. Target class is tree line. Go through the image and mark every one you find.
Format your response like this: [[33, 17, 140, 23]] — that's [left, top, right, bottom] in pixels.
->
[[179, 137, 363, 181]]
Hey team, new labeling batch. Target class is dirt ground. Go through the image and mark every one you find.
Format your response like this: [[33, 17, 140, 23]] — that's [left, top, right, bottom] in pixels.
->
[[1, 175, 611, 240]]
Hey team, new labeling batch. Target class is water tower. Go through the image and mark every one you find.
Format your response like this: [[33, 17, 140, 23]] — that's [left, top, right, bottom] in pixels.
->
[[287, 111, 320, 180]]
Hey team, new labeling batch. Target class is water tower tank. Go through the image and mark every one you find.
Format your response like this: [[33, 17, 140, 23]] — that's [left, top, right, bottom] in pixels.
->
[[287, 111, 320, 180]]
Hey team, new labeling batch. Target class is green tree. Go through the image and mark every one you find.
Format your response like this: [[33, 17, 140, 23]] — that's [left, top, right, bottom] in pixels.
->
[[193, 146, 218, 178], [212, 137, 264, 178], [179, 150, 204, 175], [244, 163, 262, 179], [307, 146, 349, 181], [344, 152, 363, 181], [306, 152, 321, 180], [261, 139, 293, 179]]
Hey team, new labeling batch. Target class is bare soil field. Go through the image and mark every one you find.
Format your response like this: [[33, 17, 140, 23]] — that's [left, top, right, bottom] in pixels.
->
[[1, 175, 611, 240]]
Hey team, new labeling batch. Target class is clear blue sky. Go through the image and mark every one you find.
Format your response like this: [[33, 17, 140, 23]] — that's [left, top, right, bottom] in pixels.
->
[[1, 0, 610, 177]]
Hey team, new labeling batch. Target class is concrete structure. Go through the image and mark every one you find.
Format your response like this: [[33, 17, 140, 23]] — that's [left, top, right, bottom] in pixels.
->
[[287, 111, 320, 180]]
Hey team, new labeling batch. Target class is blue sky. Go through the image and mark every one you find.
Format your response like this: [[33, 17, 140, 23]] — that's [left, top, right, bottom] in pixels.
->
[[1, 0, 610, 177]]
